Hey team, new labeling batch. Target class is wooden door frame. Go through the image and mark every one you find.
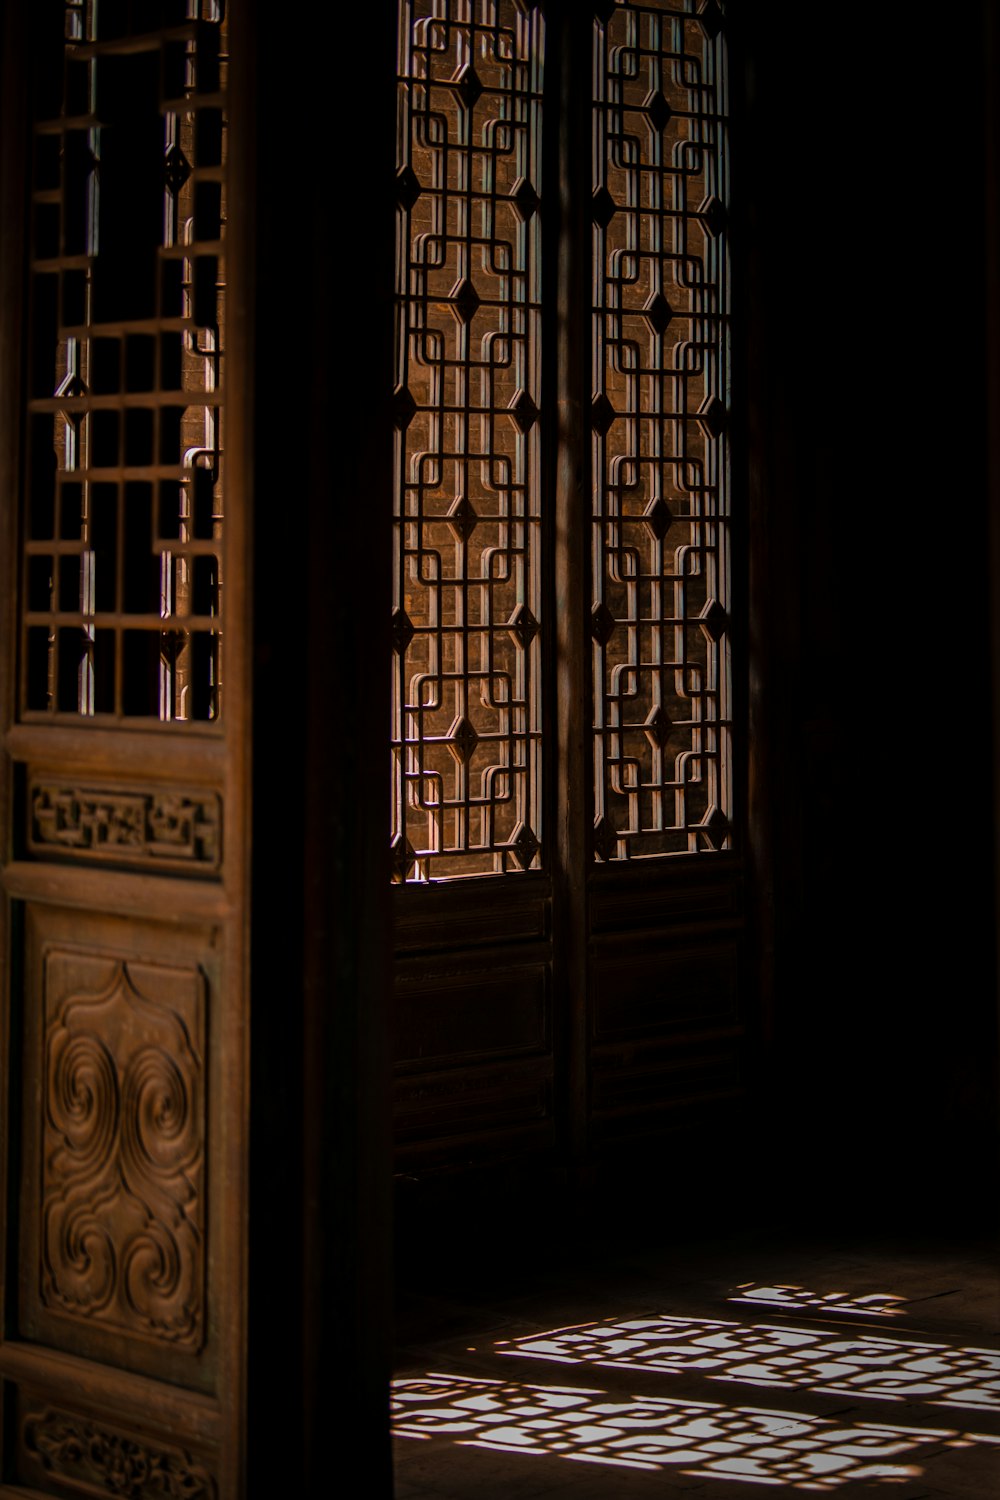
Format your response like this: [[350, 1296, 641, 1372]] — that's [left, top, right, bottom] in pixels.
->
[[0, 4, 396, 1495], [0, 4, 252, 1493], [390, 2, 750, 1276]]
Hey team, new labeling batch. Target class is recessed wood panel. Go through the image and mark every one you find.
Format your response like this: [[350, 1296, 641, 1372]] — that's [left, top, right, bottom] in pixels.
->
[[13, 1383, 219, 1500], [592, 939, 738, 1039], [591, 1040, 743, 1116], [18, 903, 219, 1392], [589, 857, 742, 935], [394, 1057, 552, 1147], [392, 880, 550, 955], [395, 959, 549, 1069], [28, 780, 221, 875]]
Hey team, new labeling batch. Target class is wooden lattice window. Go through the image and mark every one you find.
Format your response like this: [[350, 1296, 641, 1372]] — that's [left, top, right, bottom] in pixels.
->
[[393, 0, 730, 881], [20, 0, 226, 725], [392, 0, 543, 880]]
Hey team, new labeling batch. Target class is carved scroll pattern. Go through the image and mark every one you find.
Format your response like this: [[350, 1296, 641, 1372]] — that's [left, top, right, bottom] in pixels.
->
[[41, 952, 205, 1348], [22, 1404, 217, 1500], [30, 783, 221, 870]]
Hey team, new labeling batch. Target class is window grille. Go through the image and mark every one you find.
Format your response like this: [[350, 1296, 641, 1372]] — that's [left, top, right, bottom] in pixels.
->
[[20, 0, 227, 724], [392, 0, 544, 882], [592, 0, 730, 859], [394, 0, 729, 882]]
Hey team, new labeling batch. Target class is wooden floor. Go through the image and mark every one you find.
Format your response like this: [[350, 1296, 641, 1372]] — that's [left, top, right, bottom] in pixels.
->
[[393, 1230, 1000, 1499]]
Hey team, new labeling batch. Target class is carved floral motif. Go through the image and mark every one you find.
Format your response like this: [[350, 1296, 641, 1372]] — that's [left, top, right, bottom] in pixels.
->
[[30, 784, 221, 869], [42, 954, 205, 1347], [23, 1405, 217, 1499]]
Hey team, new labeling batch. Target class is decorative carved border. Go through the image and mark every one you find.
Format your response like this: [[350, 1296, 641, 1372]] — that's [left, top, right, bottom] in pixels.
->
[[28, 783, 222, 872], [21, 1403, 218, 1499]]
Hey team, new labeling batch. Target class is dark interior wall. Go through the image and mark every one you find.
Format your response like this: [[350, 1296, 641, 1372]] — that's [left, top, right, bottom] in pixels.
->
[[742, 7, 998, 1228]]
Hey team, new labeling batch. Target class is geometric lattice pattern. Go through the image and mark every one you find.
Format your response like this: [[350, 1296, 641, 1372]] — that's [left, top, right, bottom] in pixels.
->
[[21, 1, 226, 723], [394, 1375, 1000, 1490], [392, 1, 543, 880], [498, 1316, 1000, 1412], [592, 1, 731, 857]]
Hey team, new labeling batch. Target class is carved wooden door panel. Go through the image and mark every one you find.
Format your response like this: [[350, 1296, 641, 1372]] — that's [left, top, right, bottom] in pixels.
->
[[0, 4, 248, 1495], [391, 0, 745, 1196]]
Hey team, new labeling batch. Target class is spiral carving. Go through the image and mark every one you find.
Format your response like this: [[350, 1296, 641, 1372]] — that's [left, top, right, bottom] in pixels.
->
[[123, 1226, 198, 1342], [41, 957, 204, 1348], [121, 1047, 197, 1177], [48, 1031, 118, 1173], [48, 1201, 117, 1314]]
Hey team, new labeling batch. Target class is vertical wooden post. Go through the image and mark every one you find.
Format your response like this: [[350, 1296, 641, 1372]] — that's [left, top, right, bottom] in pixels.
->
[[551, 4, 592, 1191], [984, 0, 1000, 1163], [245, 2, 394, 1491], [0, 4, 28, 1444], [300, 3, 395, 1487]]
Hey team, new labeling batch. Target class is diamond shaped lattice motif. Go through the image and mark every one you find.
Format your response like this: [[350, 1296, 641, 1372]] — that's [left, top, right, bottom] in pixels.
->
[[591, 601, 616, 647], [699, 598, 727, 642], [643, 496, 674, 541], [395, 164, 422, 210], [645, 90, 673, 134], [699, 194, 727, 238], [164, 144, 191, 195], [643, 292, 674, 336], [392, 605, 415, 655], [594, 0, 618, 23], [697, 394, 726, 440], [447, 495, 478, 542], [508, 603, 539, 650], [592, 186, 617, 228], [450, 278, 481, 325], [644, 705, 674, 749], [510, 822, 539, 870], [454, 64, 483, 111], [593, 816, 618, 862], [392, 384, 417, 431], [508, 389, 538, 434], [698, 0, 724, 40], [391, 832, 416, 884], [512, 176, 539, 222], [701, 805, 729, 851], [591, 393, 616, 436], [447, 715, 479, 765], [54, 369, 87, 399]]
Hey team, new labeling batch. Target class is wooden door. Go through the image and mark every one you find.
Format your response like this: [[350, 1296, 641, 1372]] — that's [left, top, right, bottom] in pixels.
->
[[0, 4, 251, 1493], [391, 0, 747, 1225]]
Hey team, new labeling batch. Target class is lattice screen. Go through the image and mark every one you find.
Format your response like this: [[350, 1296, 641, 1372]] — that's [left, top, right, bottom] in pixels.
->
[[393, 0, 731, 882], [592, 0, 730, 859], [392, 0, 544, 882], [21, 0, 227, 724]]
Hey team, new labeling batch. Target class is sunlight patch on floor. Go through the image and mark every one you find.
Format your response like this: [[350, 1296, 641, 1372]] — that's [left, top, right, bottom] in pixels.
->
[[496, 1315, 1000, 1410], [393, 1373, 1000, 1490]]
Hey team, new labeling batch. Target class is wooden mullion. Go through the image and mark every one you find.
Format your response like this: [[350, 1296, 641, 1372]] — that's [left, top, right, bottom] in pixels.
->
[[551, 3, 592, 1189]]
